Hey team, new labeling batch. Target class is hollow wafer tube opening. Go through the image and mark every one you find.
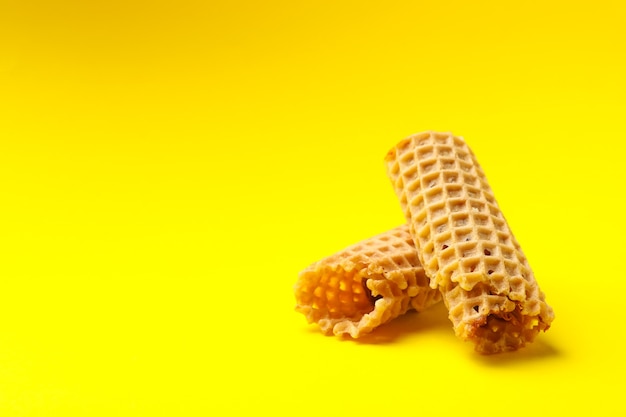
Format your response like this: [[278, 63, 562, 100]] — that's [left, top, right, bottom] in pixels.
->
[[294, 226, 442, 338]]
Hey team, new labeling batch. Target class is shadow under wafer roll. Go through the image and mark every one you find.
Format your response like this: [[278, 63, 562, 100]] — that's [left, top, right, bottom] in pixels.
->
[[385, 131, 555, 354], [295, 226, 442, 338]]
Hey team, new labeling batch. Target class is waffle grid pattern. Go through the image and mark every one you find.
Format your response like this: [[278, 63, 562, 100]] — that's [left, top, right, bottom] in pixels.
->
[[385, 131, 554, 353]]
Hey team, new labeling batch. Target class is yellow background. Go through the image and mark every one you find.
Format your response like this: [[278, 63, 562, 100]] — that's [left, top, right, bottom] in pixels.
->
[[1, 1, 625, 415]]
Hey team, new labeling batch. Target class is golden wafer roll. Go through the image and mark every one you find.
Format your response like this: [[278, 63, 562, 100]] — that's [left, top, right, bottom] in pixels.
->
[[385, 131, 554, 353], [295, 226, 442, 338]]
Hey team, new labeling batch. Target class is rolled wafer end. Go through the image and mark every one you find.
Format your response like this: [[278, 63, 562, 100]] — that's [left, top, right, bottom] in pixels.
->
[[294, 227, 442, 338], [445, 280, 555, 354], [470, 307, 553, 354], [294, 262, 387, 338]]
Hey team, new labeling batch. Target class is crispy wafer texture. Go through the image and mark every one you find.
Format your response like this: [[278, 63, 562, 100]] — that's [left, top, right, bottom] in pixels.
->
[[295, 226, 442, 338], [385, 131, 554, 353]]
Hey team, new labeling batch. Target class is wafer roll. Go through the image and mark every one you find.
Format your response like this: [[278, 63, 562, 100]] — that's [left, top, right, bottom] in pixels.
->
[[295, 226, 442, 338], [385, 131, 554, 353]]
